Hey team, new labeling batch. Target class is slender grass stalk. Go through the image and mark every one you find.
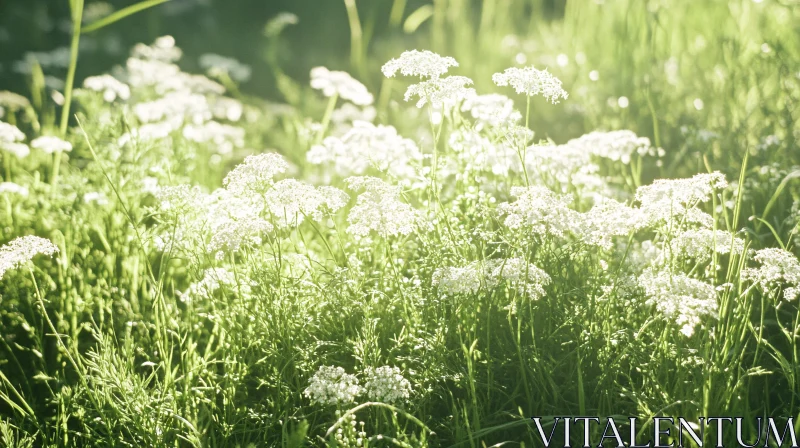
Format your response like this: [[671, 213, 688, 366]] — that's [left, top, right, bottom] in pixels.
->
[[343, 0, 365, 76]]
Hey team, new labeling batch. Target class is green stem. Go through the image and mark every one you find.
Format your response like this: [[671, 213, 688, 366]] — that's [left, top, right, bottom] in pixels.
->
[[343, 0, 364, 76], [315, 93, 339, 146], [59, 0, 84, 138]]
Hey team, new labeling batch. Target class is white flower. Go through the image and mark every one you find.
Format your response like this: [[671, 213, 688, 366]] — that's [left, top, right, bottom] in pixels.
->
[[223, 152, 289, 196], [403, 75, 475, 109], [310, 66, 373, 106], [433, 258, 550, 300], [579, 199, 640, 250], [461, 93, 521, 129], [264, 12, 299, 37], [304, 366, 362, 406], [499, 186, 579, 238], [0, 236, 59, 280], [743, 248, 800, 299], [669, 229, 745, 263], [432, 262, 485, 295], [345, 176, 421, 239], [83, 74, 131, 102], [263, 179, 348, 228], [131, 35, 182, 62], [182, 121, 245, 155], [199, 53, 252, 83], [133, 91, 211, 123], [635, 172, 727, 229], [307, 121, 422, 178], [0, 121, 25, 143], [83, 192, 109, 206], [31, 136, 72, 154], [0, 182, 28, 197], [0, 122, 29, 158], [381, 50, 458, 79], [563, 130, 658, 164], [492, 66, 568, 103], [363, 366, 411, 403], [638, 269, 718, 337], [0, 91, 31, 111]]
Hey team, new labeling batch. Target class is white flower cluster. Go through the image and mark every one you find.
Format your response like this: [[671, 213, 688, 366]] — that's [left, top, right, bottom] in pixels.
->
[[743, 248, 800, 301], [131, 35, 182, 62], [304, 366, 363, 406], [0, 182, 29, 197], [305, 365, 412, 406], [307, 121, 422, 179], [447, 129, 521, 177], [492, 66, 568, 104], [31, 136, 72, 154], [382, 50, 474, 110], [638, 269, 718, 337], [562, 130, 662, 164], [310, 66, 373, 106], [524, 143, 608, 195], [433, 258, 551, 300], [182, 121, 245, 155], [461, 93, 522, 129], [0, 121, 29, 158], [499, 186, 578, 238], [83, 74, 131, 102], [0, 236, 59, 280], [381, 50, 458, 78], [635, 172, 727, 229], [363, 366, 412, 404], [199, 53, 252, 83], [403, 75, 475, 109], [345, 177, 421, 239], [669, 229, 745, 263], [223, 152, 289, 195]]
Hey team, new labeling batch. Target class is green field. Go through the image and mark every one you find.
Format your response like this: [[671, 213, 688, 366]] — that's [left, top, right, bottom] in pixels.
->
[[1, 0, 799, 446]]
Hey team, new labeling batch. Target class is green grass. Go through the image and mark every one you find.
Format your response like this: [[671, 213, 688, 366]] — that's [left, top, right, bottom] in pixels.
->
[[1, 0, 800, 446]]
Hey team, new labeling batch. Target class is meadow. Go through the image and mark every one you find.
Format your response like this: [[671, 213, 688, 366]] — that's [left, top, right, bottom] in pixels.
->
[[1, 0, 799, 446]]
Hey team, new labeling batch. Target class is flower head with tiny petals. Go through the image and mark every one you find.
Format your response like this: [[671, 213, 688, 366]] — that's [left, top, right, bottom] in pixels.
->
[[492, 66, 568, 104], [31, 136, 72, 154], [403, 75, 475, 109], [310, 66, 373, 106], [382, 50, 458, 79], [363, 366, 412, 403], [304, 366, 362, 406], [1, 236, 59, 280]]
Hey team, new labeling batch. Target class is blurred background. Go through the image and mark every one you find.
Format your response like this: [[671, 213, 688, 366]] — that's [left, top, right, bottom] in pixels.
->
[[1, 0, 799, 221]]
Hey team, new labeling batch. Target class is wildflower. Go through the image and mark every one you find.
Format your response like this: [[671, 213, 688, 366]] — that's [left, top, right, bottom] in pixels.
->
[[199, 53, 252, 83], [210, 97, 244, 122], [579, 199, 640, 250], [492, 66, 568, 104], [638, 269, 718, 337], [133, 91, 211, 123], [403, 75, 475, 109], [742, 248, 800, 300], [363, 366, 412, 403], [182, 121, 245, 155], [31, 136, 72, 154], [345, 176, 421, 239], [0, 91, 31, 112], [223, 152, 289, 196], [634, 172, 727, 229], [499, 186, 579, 238], [0, 182, 28, 197], [304, 366, 362, 406], [83, 74, 131, 102], [307, 121, 422, 178], [432, 262, 485, 295], [486, 258, 551, 300], [263, 179, 348, 228], [562, 130, 660, 164], [122, 57, 182, 89], [381, 50, 458, 79], [669, 229, 745, 263], [131, 35, 182, 62], [83, 192, 109, 206], [0, 122, 29, 158], [0, 236, 59, 280], [264, 12, 299, 37], [461, 93, 522, 129], [310, 66, 373, 106]]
